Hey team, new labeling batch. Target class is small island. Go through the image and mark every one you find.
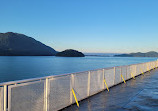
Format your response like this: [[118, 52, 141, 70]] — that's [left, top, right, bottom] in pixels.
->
[[56, 49, 85, 57], [115, 51, 158, 57]]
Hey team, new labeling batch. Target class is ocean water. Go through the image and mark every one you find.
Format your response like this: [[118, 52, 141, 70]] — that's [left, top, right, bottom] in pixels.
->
[[0, 56, 157, 83]]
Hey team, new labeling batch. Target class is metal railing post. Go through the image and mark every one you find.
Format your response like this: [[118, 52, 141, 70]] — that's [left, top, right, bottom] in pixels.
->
[[113, 67, 115, 84], [120, 67, 122, 82], [45, 78, 49, 111], [126, 66, 128, 80], [102, 69, 105, 89], [4, 85, 7, 111], [87, 71, 90, 96], [70, 74, 74, 104]]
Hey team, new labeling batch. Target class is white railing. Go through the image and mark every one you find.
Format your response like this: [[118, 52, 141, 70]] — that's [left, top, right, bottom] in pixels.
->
[[0, 60, 158, 111]]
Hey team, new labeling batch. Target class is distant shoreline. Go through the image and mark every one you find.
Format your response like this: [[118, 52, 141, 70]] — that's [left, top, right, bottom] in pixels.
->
[[115, 51, 158, 57]]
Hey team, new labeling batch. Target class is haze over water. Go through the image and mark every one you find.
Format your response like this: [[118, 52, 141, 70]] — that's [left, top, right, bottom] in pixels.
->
[[0, 56, 157, 83]]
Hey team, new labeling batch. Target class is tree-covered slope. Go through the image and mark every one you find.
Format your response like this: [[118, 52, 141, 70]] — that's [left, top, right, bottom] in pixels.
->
[[0, 32, 57, 56]]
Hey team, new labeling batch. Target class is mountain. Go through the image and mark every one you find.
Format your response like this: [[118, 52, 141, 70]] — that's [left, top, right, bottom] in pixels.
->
[[0, 32, 57, 56], [56, 49, 85, 57], [115, 51, 158, 57]]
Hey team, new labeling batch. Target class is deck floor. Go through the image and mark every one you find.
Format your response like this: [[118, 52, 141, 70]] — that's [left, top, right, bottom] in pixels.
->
[[62, 69, 158, 111]]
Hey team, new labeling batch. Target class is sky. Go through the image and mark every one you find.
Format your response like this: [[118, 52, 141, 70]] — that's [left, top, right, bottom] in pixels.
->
[[0, 0, 158, 53]]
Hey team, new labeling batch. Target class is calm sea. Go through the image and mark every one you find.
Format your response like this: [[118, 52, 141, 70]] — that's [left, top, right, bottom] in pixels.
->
[[0, 56, 157, 83]]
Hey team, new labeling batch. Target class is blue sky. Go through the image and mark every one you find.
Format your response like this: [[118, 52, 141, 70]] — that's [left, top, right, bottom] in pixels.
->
[[0, 0, 158, 53]]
